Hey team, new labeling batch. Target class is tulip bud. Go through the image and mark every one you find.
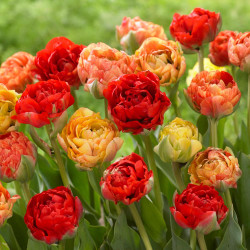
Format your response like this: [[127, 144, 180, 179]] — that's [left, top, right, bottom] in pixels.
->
[[154, 118, 202, 163], [0, 132, 37, 183]]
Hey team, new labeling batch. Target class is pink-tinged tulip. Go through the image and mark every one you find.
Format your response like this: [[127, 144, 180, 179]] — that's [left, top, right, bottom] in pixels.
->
[[77, 43, 137, 98], [188, 147, 242, 191], [228, 32, 250, 73], [0, 182, 20, 226], [0, 52, 35, 93], [0, 132, 37, 182], [100, 153, 153, 205], [170, 184, 228, 234], [209, 30, 237, 66], [116, 16, 167, 51], [135, 38, 186, 86], [184, 71, 241, 118]]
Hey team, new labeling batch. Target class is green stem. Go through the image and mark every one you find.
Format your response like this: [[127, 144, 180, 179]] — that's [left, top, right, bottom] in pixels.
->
[[58, 240, 66, 250], [225, 189, 233, 209], [208, 117, 218, 148], [115, 203, 121, 215], [104, 98, 108, 119], [248, 74, 250, 138], [71, 88, 79, 112], [46, 125, 70, 188], [87, 171, 96, 209], [172, 162, 185, 192], [22, 182, 32, 204], [196, 231, 208, 250], [168, 81, 181, 118], [190, 230, 196, 250], [14, 182, 26, 214], [141, 134, 163, 212], [198, 46, 204, 73], [129, 203, 152, 250]]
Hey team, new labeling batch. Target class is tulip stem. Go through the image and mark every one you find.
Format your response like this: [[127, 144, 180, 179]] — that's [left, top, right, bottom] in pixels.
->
[[46, 125, 70, 188], [198, 46, 204, 72], [22, 183, 32, 204], [129, 203, 152, 250], [196, 231, 207, 250], [14, 182, 26, 214], [190, 230, 196, 250], [208, 117, 218, 148], [71, 88, 79, 112], [248, 74, 250, 138], [168, 81, 181, 118], [58, 240, 66, 250], [104, 98, 109, 119], [225, 189, 233, 209], [172, 162, 185, 192], [142, 134, 163, 212]]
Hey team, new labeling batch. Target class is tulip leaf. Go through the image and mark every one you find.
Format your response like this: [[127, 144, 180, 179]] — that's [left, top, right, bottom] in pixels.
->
[[37, 154, 63, 189], [0, 234, 10, 250], [75, 219, 96, 250], [111, 211, 140, 250], [87, 168, 102, 196], [217, 209, 246, 250], [140, 196, 167, 244], [234, 122, 250, 154], [27, 238, 48, 250], [170, 214, 192, 250], [0, 223, 21, 250], [196, 115, 209, 148], [232, 152, 250, 248]]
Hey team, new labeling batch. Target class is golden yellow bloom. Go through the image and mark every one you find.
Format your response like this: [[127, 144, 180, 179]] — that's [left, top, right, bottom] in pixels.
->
[[154, 117, 202, 163], [186, 58, 228, 86], [0, 84, 19, 134], [135, 38, 186, 86], [58, 108, 123, 171], [188, 147, 242, 191]]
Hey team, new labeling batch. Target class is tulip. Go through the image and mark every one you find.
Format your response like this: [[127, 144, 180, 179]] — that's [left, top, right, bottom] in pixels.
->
[[188, 147, 242, 191], [0, 132, 37, 183], [154, 117, 202, 163], [135, 38, 186, 86], [58, 108, 123, 170]]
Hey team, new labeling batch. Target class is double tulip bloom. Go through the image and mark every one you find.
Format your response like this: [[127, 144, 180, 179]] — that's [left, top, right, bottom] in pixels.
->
[[154, 117, 202, 163], [103, 71, 171, 135], [58, 108, 123, 170], [184, 70, 241, 119], [228, 32, 250, 73], [0, 52, 35, 93], [0, 182, 20, 226], [34, 37, 85, 88], [77, 43, 137, 98], [209, 30, 237, 66], [170, 184, 228, 234], [13, 79, 74, 128], [116, 16, 167, 51], [24, 186, 82, 244], [170, 8, 221, 52], [0, 84, 19, 135], [188, 147, 242, 191], [100, 153, 153, 205], [135, 38, 186, 86], [0, 132, 37, 183]]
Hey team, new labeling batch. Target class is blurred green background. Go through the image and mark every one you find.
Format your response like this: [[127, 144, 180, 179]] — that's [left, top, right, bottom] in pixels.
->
[[0, 0, 249, 153]]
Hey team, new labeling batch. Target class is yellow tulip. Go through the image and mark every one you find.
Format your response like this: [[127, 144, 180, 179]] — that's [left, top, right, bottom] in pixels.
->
[[154, 117, 202, 163], [58, 108, 123, 171]]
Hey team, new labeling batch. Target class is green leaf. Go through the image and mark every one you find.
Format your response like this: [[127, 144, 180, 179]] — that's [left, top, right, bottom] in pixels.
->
[[87, 168, 102, 196], [196, 115, 209, 148], [86, 222, 106, 248], [75, 219, 96, 250], [27, 238, 48, 250], [170, 214, 192, 250], [140, 196, 167, 244], [0, 223, 21, 250], [234, 122, 250, 154], [217, 209, 246, 250], [0, 234, 10, 250], [111, 211, 140, 250], [37, 154, 63, 189], [232, 152, 250, 248]]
